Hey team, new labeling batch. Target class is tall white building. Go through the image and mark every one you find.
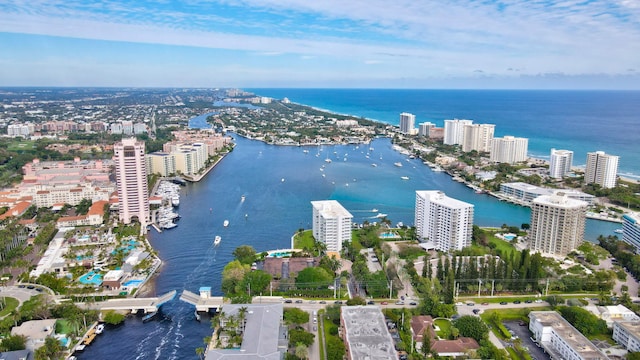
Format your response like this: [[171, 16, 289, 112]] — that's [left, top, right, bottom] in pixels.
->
[[549, 149, 574, 179], [399, 113, 416, 134], [415, 191, 474, 252], [613, 321, 640, 352], [489, 136, 528, 163], [418, 122, 435, 137], [585, 151, 619, 189], [311, 200, 353, 253], [622, 213, 640, 254], [462, 123, 495, 153], [443, 119, 473, 145], [529, 192, 587, 256], [114, 138, 150, 226]]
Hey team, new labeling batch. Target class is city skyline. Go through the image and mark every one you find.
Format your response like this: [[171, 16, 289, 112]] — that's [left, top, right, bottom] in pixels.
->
[[1, 1, 639, 89]]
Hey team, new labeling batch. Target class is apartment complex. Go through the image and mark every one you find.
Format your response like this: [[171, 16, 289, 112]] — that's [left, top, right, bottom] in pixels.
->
[[399, 112, 416, 134], [114, 138, 150, 226], [613, 321, 640, 352], [418, 122, 435, 137], [341, 306, 398, 360], [622, 213, 640, 253], [415, 190, 474, 252], [529, 311, 608, 360], [490, 135, 528, 163], [549, 149, 574, 179], [311, 200, 353, 253], [443, 119, 473, 145], [147, 143, 208, 176], [499, 182, 594, 206], [529, 192, 587, 256], [461, 123, 495, 153], [585, 151, 619, 189]]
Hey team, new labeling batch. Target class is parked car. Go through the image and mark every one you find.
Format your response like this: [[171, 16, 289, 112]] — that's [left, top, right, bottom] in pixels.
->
[[500, 301, 508, 305], [472, 309, 480, 314], [409, 302, 417, 306], [380, 301, 388, 305], [367, 300, 375, 305], [524, 299, 533, 304], [284, 299, 293, 303], [319, 300, 326, 304], [295, 300, 303, 304], [467, 302, 475, 306], [513, 300, 521, 304], [395, 301, 405, 305], [334, 300, 343, 304], [481, 302, 489, 305], [309, 300, 316, 304]]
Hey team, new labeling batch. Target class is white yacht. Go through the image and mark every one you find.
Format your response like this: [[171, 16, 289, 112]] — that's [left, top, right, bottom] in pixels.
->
[[394, 162, 403, 167], [214, 236, 221, 246], [223, 220, 229, 227]]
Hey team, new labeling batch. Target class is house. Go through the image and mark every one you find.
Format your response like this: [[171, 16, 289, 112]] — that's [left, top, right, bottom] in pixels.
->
[[584, 304, 640, 328], [410, 315, 480, 357], [0, 349, 33, 360], [10, 319, 57, 350]]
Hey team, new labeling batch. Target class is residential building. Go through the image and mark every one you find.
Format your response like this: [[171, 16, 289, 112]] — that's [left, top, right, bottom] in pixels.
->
[[622, 213, 640, 253], [311, 200, 352, 253], [149, 143, 208, 176], [147, 152, 177, 177], [415, 190, 474, 252], [499, 182, 595, 206], [529, 311, 607, 360], [462, 123, 495, 153], [114, 138, 150, 226], [7, 123, 33, 138], [549, 149, 574, 179], [0, 349, 33, 360], [584, 304, 640, 328], [341, 306, 398, 360], [585, 151, 619, 189], [443, 119, 473, 145], [205, 303, 286, 360], [11, 319, 57, 351], [529, 192, 587, 256], [490, 135, 528, 163], [418, 122, 435, 137], [399, 112, 416, 134], [613, 321, 640, 352], [410, 315, 480, 356]]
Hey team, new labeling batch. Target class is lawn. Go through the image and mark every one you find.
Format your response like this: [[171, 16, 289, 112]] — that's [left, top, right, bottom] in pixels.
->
[[7, 140, 35, 152], [293, 230, 315, 250], [488, 235, 517, 257], [433, 318, 452, 339], [0, 297, 19, 317]]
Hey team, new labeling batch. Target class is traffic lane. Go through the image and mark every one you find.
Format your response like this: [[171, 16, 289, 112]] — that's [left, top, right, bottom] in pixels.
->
[[504, 321, 550, 360], [456, 301, 549, 316]]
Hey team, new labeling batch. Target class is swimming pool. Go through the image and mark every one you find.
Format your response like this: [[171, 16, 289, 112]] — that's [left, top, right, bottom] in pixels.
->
[[123, 279, 143, 287], [503, 233, 517, 241], [78, 270, 103, 285], [379, 232, 400, 239], [268, 251, 293, 258]]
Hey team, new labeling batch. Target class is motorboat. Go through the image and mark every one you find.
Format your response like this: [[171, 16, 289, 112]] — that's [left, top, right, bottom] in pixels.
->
[[214, 236, 221, 246], [95, 324, 105, 334], [223, 220, 229, 227], [401, 176, 409, 180], [394, 162, 403, 167]]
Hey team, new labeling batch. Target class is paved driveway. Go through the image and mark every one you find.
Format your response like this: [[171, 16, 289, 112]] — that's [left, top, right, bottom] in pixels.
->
[[504, 321, 549, 360]]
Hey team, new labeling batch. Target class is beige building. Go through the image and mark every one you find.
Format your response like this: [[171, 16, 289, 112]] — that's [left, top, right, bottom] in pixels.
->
[[585, 151, 619, 189], [114, 138, 149, 226], [462, 123, 495, 153], [529, 192, 587, 256], [490, 135, 528, 163], [149, 142, 210, 176]]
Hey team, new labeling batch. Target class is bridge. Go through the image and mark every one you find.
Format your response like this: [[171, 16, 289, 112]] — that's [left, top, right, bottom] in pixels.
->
[[81, 290, 177, 313], [179, 287, 225, 312]]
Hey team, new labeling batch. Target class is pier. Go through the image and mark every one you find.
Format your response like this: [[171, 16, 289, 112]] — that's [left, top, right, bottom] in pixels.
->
[[81, 290, 177, 314], [179, 287, 225, 312]]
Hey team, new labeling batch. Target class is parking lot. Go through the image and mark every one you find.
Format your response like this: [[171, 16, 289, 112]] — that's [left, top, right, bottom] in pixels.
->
[[503, 321, 549, 360]]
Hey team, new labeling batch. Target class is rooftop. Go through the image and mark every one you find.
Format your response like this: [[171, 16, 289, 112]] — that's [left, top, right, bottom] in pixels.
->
[[341, 306, 397, 360], [311, 200, 353, 218], [416, 190, 474, 210], [530, 311, 607, 359]]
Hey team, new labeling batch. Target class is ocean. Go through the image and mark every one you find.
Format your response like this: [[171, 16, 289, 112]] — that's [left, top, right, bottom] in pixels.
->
[[247, 89, 640, 179]]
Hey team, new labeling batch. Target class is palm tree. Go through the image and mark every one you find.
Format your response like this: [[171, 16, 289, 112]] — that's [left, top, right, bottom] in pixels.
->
[[195, 347, 205, 360], [237, 307, 248, 334]]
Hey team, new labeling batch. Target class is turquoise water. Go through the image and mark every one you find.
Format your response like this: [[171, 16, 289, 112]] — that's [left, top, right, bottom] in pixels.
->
[[504, 234, 516, 241], [78, 271, 103, 285], [380, 232, 400, 239], [267, 251, 293, 258], [123, 279, 143, 287]]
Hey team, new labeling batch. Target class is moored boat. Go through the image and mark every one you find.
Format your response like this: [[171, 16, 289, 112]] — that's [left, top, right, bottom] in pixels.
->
[[95, 324, 105, 334]]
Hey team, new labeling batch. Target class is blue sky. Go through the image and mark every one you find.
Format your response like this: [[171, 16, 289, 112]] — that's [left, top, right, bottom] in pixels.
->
[[0, 0, 639, 89]]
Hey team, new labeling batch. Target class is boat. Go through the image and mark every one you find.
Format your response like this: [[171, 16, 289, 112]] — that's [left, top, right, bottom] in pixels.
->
[[325, 158, 332, 163], [432, 166, 444, 172], [142, 311, 157, 323], [401, 176, 409, 180], [75, 344, 86, 352], [95, 324, 105, 334], [223, 220, 229, 227], [161, 222, 177, 229], [171, 195, 180, 207], [303, 149, 309, 154], [375, 213, 388, 218], [241, 195, 245, 202], [281, 178, 285, 182], [394, 162, 403, 167], [614, 229, 624, 234], [371, 208, 379, 212], [371, 163, 377, 167], [214, 236, 221, 246]]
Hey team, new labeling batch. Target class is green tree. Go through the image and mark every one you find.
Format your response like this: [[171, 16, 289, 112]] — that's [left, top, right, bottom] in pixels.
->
[[326, 336, 346, 360], [233, 245, 257, 264], [0, 334, 26, 351], [295, 343, 309, 359], [34, 337, 63, 360], [221, 260, 249, 295], [346, 296, 366, 306], [241, 270, 271, 295], [295, 267, 333, 288], [284, 308, 310, 325], [627, 353, 640, 360], [103, 310, 126, 325], [288, 329, 314, 347], [453, 316, 488, 342], [558, 306, 608, 337]]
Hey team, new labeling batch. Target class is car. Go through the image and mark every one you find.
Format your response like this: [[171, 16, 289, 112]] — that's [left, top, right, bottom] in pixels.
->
[[309, 300, 316, 304], [319, 300, 326, 304], [313, 326, 317, 331], [513, 300, 521, 304], [35, 288, 43, 292], [400, 295, 405, 300], [455, 302, 463, 306], [467, 302, 475, 306], [409, 301, 417, 306], [18, 285, 25, 288], [524, 299, 533, 304], [500, 301, 508, 305], [380, 301, 388, 305], [518, 321, 527, 326], [395, 301, 405, 305], [451, 314, 461, 320], [367, 300, 375, 305], [295, 300, 303, 304], [534, 299, 543, 303], [472, 309, 480, 314], [481, 302, 489, 305], [284, 299, 293, 303], [334, 300, 343, 304], [26, 285, 35, 289]]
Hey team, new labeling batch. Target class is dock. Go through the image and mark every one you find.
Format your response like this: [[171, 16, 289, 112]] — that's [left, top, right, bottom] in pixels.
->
[[179, 287, 225, 312]]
